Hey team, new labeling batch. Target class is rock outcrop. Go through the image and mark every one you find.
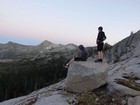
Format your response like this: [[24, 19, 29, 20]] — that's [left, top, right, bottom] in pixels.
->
[[128, 96, 140, 105], [106, 30, 140, 96], [106, 30, 140, 63], [65, 60, 109, 93], [0, 80, 77, 105]]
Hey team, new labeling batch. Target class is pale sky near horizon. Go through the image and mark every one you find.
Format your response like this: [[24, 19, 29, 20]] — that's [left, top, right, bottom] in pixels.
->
[[0, 0, 140, 46]]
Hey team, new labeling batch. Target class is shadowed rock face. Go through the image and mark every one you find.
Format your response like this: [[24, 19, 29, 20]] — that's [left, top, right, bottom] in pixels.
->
[[106, 30, 140, 63], [65, 60, 109, 93]]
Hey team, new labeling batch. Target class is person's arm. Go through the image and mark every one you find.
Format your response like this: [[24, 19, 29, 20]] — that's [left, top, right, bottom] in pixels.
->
[[103, 32, 106, 41]]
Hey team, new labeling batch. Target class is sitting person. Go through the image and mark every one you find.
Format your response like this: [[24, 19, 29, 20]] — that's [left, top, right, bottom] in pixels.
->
[[64, 44, 88, 68]]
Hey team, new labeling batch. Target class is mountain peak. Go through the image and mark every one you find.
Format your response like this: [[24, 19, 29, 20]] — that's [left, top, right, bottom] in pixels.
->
[[7, 41, 16, 44], [39, 40, 55, 47], [6, 41, 25, 47], [42, 40, 53, 44]]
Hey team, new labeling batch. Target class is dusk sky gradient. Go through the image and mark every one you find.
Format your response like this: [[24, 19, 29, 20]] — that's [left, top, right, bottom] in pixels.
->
[[0, 0, 140, 46]]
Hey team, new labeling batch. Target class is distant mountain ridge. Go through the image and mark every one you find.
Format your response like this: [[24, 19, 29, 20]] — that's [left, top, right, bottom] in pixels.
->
[[0, 40, 77, 60]]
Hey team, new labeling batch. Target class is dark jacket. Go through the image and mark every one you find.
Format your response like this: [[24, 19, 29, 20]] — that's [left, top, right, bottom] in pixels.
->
[[78, 45, 88, 61], [97, 31, 106, 43]]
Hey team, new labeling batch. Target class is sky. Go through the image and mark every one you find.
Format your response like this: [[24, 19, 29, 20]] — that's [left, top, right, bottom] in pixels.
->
[[0, 0, 140, 46]]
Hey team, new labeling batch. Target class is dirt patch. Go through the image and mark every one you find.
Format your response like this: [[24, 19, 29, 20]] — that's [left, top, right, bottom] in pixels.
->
[[76, 85, 127, 105]]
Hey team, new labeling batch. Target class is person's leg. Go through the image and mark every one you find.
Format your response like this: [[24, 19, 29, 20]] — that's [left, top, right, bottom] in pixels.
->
[[65, 57, 86, 67], [99, 51, 103, 62], [95, 44, 100, 62], [74, 57, 85, 61], [98, 51, 100, 59], [95, 43, 103, 62], [100, 51, 103, 59], [64, 58, 75, 68], [98, 51, 103, 62], [95, 51, 100, 62], [66, 58, 74, 66], [99, 43, 104, 62]]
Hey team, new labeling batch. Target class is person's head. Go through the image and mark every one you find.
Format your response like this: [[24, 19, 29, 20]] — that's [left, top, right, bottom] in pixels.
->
[[78, 44, 85, 51], [98, 26, 103, 32]]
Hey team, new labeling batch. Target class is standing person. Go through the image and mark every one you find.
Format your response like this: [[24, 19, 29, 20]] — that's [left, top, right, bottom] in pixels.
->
[[64, 44, 88, 68], [95, 26, 106, 62]]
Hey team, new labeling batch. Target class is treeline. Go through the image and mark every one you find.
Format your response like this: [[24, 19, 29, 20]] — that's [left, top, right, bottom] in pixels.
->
[[0, 56, 68, 102]]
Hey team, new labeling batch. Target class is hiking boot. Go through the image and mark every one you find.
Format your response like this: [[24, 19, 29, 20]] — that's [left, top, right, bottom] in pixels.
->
[[94, 59, 100, 62], [99, 59, 103, 62], [94, 59, 103, 62]]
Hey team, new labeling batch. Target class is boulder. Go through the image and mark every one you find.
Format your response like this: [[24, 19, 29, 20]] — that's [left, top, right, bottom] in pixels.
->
[[128, 96, 140, 105], [34, 94, 69, 105], [65, 60, 109, 93], [107, 58, 140, 96]]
